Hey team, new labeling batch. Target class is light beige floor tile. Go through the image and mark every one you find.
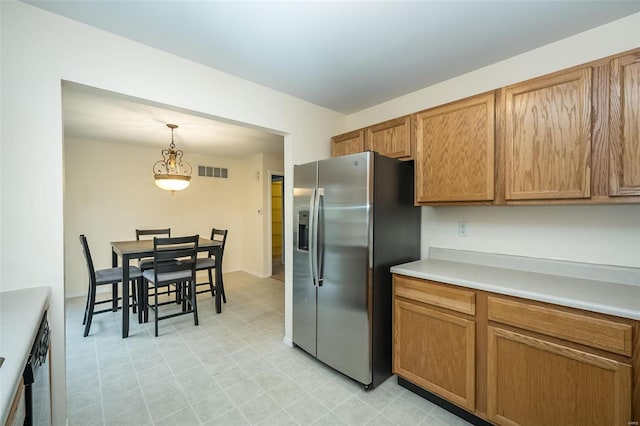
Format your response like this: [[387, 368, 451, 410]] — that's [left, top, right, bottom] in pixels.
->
[[66, 385, 102, 415], [423, 405, 474, 426], [100, 374, 140, 401], [67, 400, 104, 426], [103, 405, 152, 426], [140, 375, 181, 402], [154, 406, 200, 426], [224, 378, 265, 406], [66, 273, 467, 426], [332, 395, 377, 425], [102, 387, 146, 419], [380, 397, 430, 425], [252, 369, 290, 391], [312, 378, 357, 410], [267, 379, 307, 407], [284, 396, 327, 425], [356, 384, 397, 411], [191, 392, 237, 423], [257, 410, 298, 426], [366, 413, 397, 425], [180, 375, 223, 404], [312, 412, 348, 425], [237, 393, 281, 425], [202, 407, 249, 425], [146, 390, 190, 422]]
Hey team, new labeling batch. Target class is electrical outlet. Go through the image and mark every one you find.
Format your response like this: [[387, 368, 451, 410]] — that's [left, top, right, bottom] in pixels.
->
[[458, 221, 469, 237]]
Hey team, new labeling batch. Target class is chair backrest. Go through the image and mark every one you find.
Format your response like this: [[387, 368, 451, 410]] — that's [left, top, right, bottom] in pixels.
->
[[210, 228, 228, 257], [79, 234, 97, 287], [136, 228, 171, 240], [211, 228, 228, 247], [152, 235, 199, 285]]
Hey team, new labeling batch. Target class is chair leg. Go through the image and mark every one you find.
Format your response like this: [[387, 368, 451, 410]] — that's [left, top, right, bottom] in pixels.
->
[[181, 282, 188, 312], [191, 280, 199, 326], [154, 284, 159, 337], [207, 269, 215, 297], [220, 275, 227, 304], [82, 283, 91, 326], [111, 282, 118, 312], [130, 280, 137, 314], [83, 283, 97, 337]]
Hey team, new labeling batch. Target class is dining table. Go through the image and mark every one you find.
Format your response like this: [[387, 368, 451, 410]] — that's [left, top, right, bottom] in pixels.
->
[[111, 237, 223, 338]]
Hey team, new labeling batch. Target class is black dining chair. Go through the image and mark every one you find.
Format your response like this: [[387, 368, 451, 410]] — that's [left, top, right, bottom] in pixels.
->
[[135, 228, 171, 271], [195, 228, 228, 303], [142, 235, 199, 337], [79, 234, 143, 337]]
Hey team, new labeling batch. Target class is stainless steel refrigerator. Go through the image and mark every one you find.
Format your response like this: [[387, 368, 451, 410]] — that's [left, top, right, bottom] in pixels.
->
[[293, 151, 420, 389]]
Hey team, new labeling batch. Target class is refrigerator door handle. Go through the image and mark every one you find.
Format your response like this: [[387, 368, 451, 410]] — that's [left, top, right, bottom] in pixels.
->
[[308, 187, 317, 286], [316, 188, 324, 286], [311, 187, 322, 286]]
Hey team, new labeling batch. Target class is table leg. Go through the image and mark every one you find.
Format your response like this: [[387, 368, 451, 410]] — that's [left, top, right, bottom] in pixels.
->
[[215, 247, 222, 314], [122, 254, 130, 338]]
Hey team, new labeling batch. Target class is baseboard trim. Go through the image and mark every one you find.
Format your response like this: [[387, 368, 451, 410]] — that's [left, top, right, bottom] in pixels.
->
[[397, 377, 493, 426], [282, 336, 294, 348]]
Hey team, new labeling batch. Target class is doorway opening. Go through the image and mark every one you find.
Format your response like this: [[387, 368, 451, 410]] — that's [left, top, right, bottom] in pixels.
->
[[269, 171, 285, 281]]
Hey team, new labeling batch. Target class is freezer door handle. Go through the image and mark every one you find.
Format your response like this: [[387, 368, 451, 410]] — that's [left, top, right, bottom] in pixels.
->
[[308, 188, 317, 286], [316, 189, 324, 286], [311, 187, 322, 286]]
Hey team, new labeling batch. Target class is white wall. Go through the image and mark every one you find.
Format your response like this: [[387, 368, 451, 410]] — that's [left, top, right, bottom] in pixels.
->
[[348, 13, 640, 268], [0, 2, 343, 424], [64, 137, 267, 297]]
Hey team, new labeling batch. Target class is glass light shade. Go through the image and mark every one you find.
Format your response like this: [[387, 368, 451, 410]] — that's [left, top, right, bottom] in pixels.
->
[[154, 174, 191, 193]]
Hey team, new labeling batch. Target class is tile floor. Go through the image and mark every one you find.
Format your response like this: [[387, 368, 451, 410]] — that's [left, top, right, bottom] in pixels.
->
[[65, 272, 471, 425]]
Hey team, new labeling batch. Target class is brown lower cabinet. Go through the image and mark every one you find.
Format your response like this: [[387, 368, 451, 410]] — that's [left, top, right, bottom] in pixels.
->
[[392, 274, 639, 426]]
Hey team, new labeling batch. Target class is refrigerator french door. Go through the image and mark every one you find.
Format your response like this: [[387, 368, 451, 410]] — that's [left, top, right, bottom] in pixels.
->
[[293, 151, 420, 389]]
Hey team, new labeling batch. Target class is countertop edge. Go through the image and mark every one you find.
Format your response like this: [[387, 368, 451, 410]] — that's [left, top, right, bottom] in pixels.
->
[[391, 260, 640, 321], [0, 286, 51, 425]]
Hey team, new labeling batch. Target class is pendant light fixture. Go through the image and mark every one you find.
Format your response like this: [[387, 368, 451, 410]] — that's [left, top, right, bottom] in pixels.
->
[[153, 123, 192, 194]]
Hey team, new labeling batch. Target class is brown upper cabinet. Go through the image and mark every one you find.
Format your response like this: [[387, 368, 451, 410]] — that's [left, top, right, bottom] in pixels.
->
[[330, 48, 639, 205], [415, 92, 495, 203], [331, 115, 414, 160], [504, 68, 592, 201], [365, 115, 413, 160], [330, 129, 365, 158], [609, 50, 640, 197]]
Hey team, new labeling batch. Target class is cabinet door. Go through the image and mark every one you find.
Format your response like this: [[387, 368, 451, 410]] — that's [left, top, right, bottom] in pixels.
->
[[505, 68, 592, 200], [331, 130, 365, 157], [365, 116, 413, 159], [610, 51, 640, 196], [415, 93, 495, 202], [487, 326, 631, 426], [393, 299, 475, 410]]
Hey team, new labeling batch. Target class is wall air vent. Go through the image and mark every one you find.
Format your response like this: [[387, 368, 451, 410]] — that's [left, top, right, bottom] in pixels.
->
[[198, 166, 228, 179]]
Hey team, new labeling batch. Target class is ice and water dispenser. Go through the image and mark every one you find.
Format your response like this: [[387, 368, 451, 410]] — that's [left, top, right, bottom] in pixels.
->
[[297, 209, 309, 251]]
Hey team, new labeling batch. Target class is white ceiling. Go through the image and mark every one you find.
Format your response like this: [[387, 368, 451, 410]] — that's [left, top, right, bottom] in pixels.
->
[[34, 1, 640, 156], [62, 82, 284, 158]]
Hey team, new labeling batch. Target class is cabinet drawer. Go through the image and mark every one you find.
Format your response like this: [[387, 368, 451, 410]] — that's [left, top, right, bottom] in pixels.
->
[[394, 275, 475, 315], [487, 296, 632, 356]]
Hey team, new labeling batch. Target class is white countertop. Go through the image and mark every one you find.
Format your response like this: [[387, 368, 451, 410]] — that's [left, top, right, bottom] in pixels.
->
[[0, 286, 50, 425], [391, 258, 640, 321]]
